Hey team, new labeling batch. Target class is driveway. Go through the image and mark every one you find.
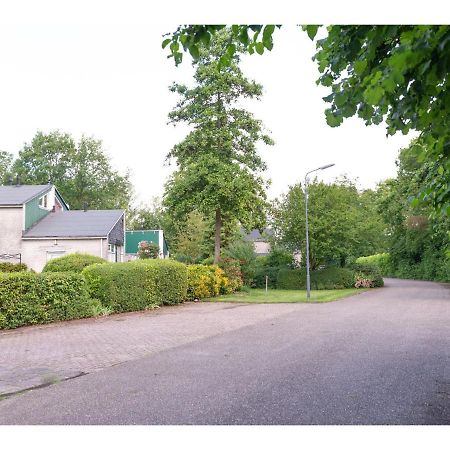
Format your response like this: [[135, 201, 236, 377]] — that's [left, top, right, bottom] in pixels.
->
[[0, 278, 449, 424]]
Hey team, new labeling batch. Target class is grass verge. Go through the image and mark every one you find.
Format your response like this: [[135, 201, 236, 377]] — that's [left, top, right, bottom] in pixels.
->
[[205, 288, 368, 304]]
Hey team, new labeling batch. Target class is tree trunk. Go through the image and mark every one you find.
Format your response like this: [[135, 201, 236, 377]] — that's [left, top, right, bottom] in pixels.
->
[[214, 208, 222, 264]]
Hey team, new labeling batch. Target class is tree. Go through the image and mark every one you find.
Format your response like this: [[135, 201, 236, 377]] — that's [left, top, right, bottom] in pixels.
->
[[163, 30, 274, 264], [0, 150, 14, 184], [273, 178, 387, 269], [376, 142, 449, 281], [163, 25, 450, 216], [171, 210, 210, 263], [13, 130, 132, 210]]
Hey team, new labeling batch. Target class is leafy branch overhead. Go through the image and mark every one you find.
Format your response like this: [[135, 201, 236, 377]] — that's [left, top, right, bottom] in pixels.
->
[[162, 25, 280, 66], [163, 24, 450, 216]]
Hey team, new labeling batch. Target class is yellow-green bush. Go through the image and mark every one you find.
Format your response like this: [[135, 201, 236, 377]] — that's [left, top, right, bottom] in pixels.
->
[[0, 272, 98, 329], [186, 264, 230, 300]]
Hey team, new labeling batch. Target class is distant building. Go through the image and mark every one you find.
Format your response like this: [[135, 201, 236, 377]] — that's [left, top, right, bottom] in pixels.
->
[[125, 230, 169, 260], [0, 183, 125, 272], [242, 228, 273, 256]]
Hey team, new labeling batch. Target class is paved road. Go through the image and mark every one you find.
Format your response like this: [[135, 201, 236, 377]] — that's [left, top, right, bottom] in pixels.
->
[[0, 278, 449, 425]]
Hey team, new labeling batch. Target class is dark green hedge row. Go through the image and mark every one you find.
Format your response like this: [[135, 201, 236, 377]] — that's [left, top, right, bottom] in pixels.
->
[[0, 272, 98, 329], [82, 259, 188, 313], [277, 267, 356, 290], [43, 253, 106, 273], [0, 262, 28, 273]]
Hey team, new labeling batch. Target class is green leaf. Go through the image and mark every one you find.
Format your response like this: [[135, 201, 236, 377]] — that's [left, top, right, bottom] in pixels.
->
[[189, 45, 200, 60], [306, 25, 319, 40], [255, 42, 265, 55], [239, 28, 250, 46], [199, 31, 211, 47], [263, 25, 275, 41], [227, 43, 236, 57], [334, 91, 348, 107], [363, 85, 385, 105], [162, 38, 171, 49], [325, 109, 343, 127], [353, 60, 367, 76]]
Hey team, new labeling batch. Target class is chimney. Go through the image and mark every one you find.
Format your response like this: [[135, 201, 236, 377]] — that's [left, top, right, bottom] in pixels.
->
[[15, 175, 20, 187], [83, 202, 88, 212]]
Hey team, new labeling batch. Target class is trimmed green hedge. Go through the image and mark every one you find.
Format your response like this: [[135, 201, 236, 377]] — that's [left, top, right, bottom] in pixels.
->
[[277, 267, 355, 290], [42, 253, 107, 273], [0, 262, 28, 273], [355, 253, 393, 276], [0, 272, 97, 329], [83, 259, 188, 313]]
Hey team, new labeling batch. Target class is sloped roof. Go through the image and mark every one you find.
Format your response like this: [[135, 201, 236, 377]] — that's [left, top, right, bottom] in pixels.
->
[[243, 228, 274, 242], [0, 184, 52, 205], [23, 210, 124, 238]]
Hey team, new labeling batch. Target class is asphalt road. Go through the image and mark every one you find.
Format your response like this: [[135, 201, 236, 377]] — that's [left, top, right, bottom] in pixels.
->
[[0, 278, 449, 425]]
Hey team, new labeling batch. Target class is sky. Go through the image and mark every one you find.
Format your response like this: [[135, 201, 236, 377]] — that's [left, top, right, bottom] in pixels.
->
[[0, 3, 416, 206]]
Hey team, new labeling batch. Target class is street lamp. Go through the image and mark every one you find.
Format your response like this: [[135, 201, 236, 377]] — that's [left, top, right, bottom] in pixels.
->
[[304, 163, 335, 301]]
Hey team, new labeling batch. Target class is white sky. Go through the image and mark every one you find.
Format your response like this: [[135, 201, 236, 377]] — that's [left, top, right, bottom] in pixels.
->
[[0, 2, 420, 206]]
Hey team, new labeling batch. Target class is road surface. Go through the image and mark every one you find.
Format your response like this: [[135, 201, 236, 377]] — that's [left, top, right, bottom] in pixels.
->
[[0, 278, 448, 424]]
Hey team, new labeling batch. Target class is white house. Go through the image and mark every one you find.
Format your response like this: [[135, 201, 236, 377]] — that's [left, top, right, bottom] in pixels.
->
[[0, 184, 125, 272]]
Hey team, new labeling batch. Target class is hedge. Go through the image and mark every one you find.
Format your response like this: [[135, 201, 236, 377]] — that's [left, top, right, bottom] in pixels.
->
[[82, 259, 188, 313], [277, 267, 356, 290], [0, 272, 97, 329], [42, 253, 107, 273], [0, 262, 28, 273], [355, 253, 393, 276], [186, 264, 229, 300]]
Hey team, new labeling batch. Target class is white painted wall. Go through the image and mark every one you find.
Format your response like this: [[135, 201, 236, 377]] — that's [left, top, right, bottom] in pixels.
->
[[0, 207, 23, 255], [254, 241, 271, 256], [21, 238, 113, 272]]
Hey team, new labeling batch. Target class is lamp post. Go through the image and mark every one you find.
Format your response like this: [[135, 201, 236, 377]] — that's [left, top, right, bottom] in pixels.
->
[[304, 163, 335, 301]]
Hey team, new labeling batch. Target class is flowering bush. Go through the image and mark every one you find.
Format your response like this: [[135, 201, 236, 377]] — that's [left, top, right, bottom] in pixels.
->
[[186, 264, 231, 300], [137, 240, 160, 259], [218, 257, 243, 292], [354, 273, 375, 288]]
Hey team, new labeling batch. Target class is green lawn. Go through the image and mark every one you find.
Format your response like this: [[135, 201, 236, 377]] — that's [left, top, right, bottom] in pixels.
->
[[205, 288, 368, 304]]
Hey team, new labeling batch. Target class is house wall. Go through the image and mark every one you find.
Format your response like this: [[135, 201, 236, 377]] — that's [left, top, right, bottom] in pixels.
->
[[254, 241, 271, 256], [0, 207, 24, 255], [21, 238, 110, 272], [24, 187, 53, 230]]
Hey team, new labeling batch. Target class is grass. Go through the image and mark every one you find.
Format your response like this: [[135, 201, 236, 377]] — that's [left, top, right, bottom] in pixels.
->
[[205, 288, 368, 304]]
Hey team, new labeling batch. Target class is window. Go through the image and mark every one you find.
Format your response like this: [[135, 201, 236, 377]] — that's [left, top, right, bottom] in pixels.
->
[[47, 251, 65, 261], [108, 244, 116, 253], [39, 193, 50, 210]]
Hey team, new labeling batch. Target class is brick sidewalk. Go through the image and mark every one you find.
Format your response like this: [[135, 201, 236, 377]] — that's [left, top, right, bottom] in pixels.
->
[[0, 301, 303, 395]]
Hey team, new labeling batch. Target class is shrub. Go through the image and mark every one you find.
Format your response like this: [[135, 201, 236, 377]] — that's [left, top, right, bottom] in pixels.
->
[[218, 257, 243, 292], [137, 241, 160, 259], [186, 264, 229, 300], [83, 259, 188, 312], [350, 263, 384, 287], [43, 253, 106, 273], [0, 272, 97, 329], [0, 262, 28, 273], [223, 239, 257, 286], [277, 267, 356, 290], [253, 266, 282, 288]]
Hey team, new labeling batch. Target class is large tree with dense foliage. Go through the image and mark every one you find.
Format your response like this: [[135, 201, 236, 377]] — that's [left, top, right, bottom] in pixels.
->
[[163, 30, 274, 263], [273, 178, 387, 269], [376, 142, 449, 281], [163, 25, 450, 216], [13, 131, 132, 210]]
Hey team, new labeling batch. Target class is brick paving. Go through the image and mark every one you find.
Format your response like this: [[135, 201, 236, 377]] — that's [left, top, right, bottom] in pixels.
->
[[0, 301, 303, 395]]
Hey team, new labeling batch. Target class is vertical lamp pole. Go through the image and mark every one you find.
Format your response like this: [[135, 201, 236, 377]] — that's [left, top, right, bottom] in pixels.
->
[[304, 163, 335, 301]]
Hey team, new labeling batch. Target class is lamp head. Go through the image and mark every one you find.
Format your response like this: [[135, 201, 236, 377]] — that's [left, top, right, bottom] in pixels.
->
[[319, 163, 335, 170]]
